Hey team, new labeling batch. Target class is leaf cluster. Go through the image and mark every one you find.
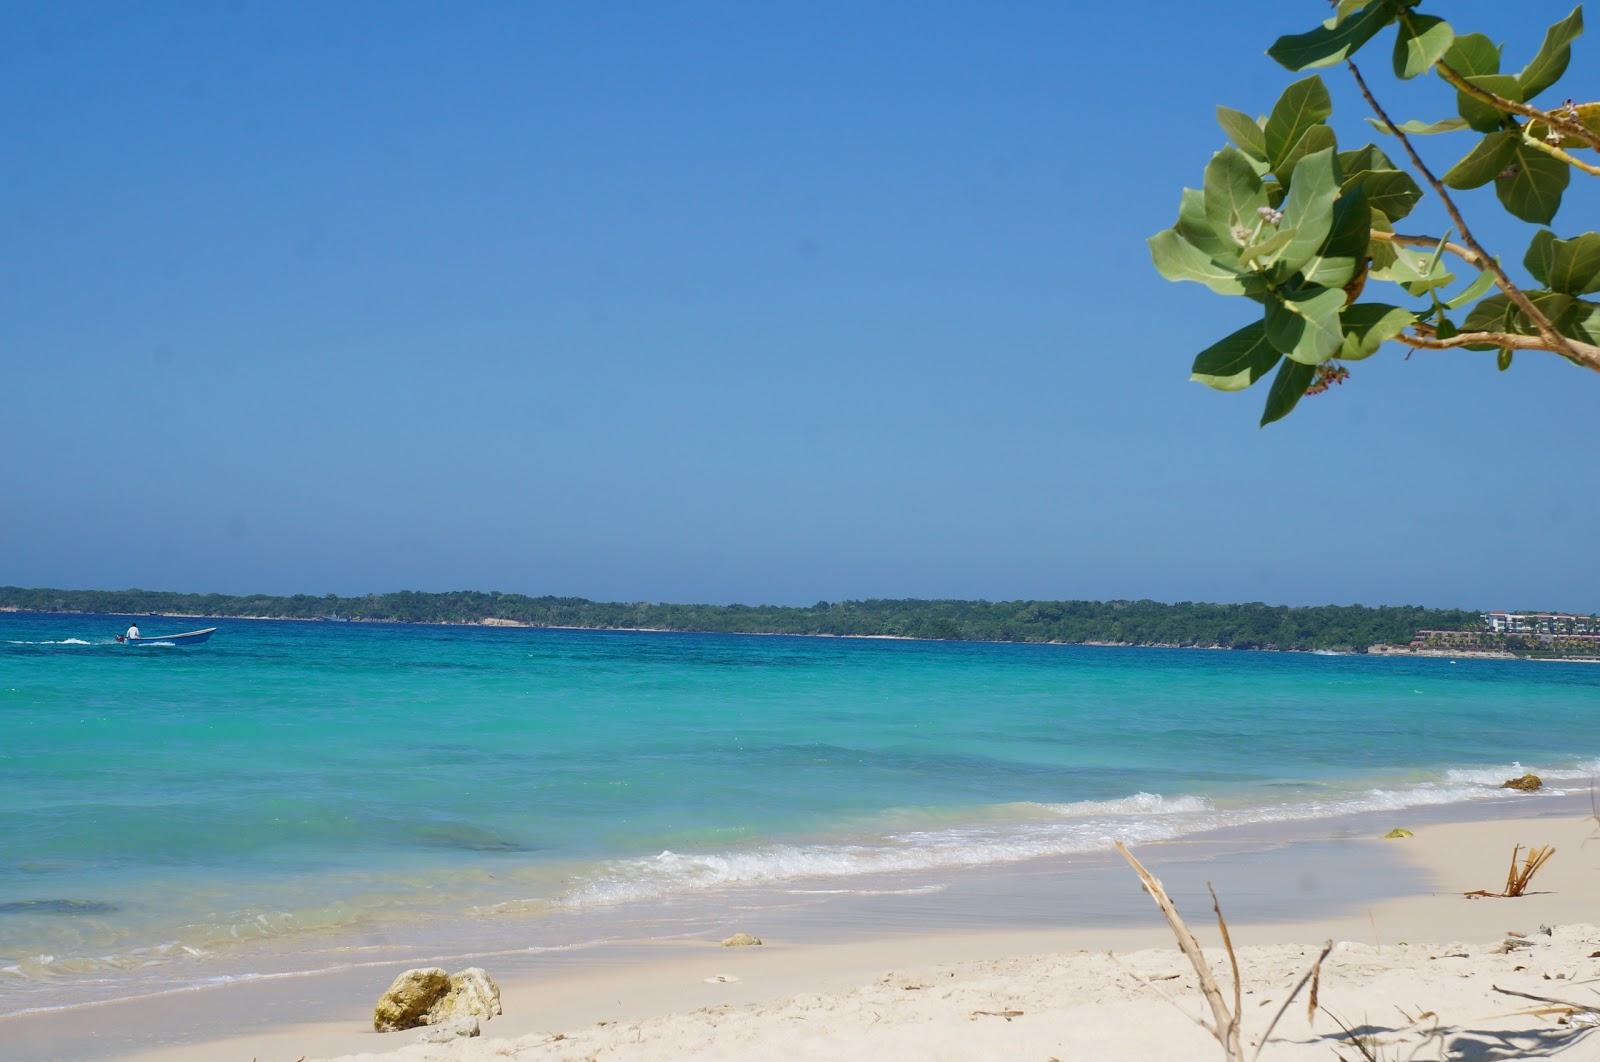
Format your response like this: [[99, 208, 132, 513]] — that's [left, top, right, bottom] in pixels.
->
[[1152, 3, 1600, 423]]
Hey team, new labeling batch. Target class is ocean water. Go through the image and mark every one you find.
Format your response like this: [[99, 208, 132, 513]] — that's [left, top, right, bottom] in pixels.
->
[[3, 611, 1599, 1014]]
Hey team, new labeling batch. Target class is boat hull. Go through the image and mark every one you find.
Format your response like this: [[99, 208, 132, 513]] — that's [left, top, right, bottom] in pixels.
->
[[117, 627, 217, 646]]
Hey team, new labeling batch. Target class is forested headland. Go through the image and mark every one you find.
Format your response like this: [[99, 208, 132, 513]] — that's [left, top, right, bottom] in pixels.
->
[[0, 586, 1480, 651]]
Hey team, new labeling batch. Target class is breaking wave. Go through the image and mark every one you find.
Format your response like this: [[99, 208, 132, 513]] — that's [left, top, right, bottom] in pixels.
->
[[563, 765, 1589, 908]]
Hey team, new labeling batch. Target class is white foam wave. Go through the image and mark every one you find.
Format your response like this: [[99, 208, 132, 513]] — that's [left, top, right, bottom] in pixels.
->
[[1035, 792, 1213, 817], [6, 638, 94, 646], [564, 764, 1587, 909], [1444, 760, 1600, 785]]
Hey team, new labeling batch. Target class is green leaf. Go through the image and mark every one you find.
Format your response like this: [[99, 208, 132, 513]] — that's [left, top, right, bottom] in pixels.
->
[[1276, 148, 1340, 274], [1332, 0, 1374, 25], [1338, 144, 1400, 174], [1203, 147, 1268, 243], [1456, 74, 1523, 132], [1266, 286, 1346, 364], [1441, 32, 1501, 76], [1148, 229, 1248, 295], [1339, 302, 1415, 359], [1268, 1, 1397, 71], [1238, 227, 1298, 268], [1264, 77, 1333, 171], [1274, 124, 1338, 185], [1394, 14, 1455, 79], [1498, 347, 1514, 371], [1525, 229, 1556, 287], [1365, 116, 1469, 135], [1443, 268, 1498, 309], [1524, 230, 1600, 294], [1463, 293, 1516, 345], [1367, 207, 1398, 270], [1260, 358, 1317, 425], [1176, 187, 1236, 260], [1216, 106, 1267, 161], [1299, 185, 1369, 289], [1441, 131, 1517, 189], [1572, 302, 1600, 344], [1190, 320, 1282, 391], [1340, 168, 1422, 221], [1495, 143, 1570, 224], [1529, 289, 1579, 333], [1372, 245, 1454, 295], [1519, 6, 1584, 100]]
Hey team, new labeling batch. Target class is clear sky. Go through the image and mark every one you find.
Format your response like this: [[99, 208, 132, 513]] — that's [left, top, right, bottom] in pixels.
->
[[4, 1, 1594, 610]]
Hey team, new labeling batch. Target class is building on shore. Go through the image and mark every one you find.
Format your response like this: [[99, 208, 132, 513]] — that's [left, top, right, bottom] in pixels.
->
[[1482, 611, 1599, 636]]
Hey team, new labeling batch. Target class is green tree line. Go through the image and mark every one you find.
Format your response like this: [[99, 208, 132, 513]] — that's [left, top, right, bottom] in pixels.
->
[[0, 585, 1482, 651]]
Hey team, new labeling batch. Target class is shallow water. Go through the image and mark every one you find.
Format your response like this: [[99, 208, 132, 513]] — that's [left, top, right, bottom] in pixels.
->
[[3, 611, 1598, 1012]]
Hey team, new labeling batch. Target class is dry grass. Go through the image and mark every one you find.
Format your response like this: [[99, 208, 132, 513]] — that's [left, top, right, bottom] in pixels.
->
[[1462, 844, 1555, 898], [1504, 844, 1556, 897], [1113, 841, 1330, 1061]]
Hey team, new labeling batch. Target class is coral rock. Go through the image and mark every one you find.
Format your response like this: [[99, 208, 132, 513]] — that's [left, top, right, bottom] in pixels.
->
[[1501, 773, 1543, 791], [374, 967, 451, 1031], [722, 932, 763, 947], [432, 967, 503, 1021]]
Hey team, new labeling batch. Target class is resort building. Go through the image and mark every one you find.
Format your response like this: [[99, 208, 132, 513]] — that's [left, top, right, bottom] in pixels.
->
[[1482, 611, 1600, 635]]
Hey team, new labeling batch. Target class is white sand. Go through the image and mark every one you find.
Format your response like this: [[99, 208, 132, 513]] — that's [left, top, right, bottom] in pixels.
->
[[116, 810, 1600, 1062]]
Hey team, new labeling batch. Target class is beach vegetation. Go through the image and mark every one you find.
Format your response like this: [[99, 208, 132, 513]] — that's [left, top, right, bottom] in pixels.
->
[[0, 585, 1482, 651], [1153, 2, 1600, 425]]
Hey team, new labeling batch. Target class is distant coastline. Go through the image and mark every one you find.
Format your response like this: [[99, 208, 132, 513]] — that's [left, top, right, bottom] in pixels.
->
[[0, 586, 1482, 653]]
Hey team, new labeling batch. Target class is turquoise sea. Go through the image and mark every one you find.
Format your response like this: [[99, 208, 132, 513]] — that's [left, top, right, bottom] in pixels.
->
[[3, 611, 1599, 1015]]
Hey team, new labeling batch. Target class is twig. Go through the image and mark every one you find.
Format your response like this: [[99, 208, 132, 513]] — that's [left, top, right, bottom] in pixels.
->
[[1436, 63, 1600, 152], [1345, 59, 1600, 372], [1393, 330, 1566, 352], [1211, 882, 1243, 1049], [1371, 229, 1485, 269], [1519, 131, 1600, 177], [1116, 841, 1242, 1059], [1492, 984, 1600, 1012], [1323, 1007, 1381, 1062], [1250, 940, 1334, 1062]]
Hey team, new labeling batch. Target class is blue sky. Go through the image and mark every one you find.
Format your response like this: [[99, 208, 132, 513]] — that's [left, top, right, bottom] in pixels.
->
[[3, 1, 1595, 610]]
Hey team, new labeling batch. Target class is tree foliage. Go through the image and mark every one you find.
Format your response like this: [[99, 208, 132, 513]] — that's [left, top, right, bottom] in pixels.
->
[[1152, 2, 1600, 425], [0, 585, 1481, 651]]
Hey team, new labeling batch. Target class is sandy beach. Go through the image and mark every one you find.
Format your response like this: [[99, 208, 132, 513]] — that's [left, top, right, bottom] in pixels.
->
[[21, 803, 1586, 1061]]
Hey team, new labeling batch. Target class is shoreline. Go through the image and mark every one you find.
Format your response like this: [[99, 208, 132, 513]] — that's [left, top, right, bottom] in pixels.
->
[[0, 606, 1537, 657], [8, 795, 1597, 1060]]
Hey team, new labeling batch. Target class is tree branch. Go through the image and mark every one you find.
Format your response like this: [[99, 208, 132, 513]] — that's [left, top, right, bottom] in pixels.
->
[[1436, 63, 1600, 152], [1346, 58, 1588, 366], [1395, 329, 1600, 370], [1369, 230, 1484, 269], [1518, 130, 1600, 177]]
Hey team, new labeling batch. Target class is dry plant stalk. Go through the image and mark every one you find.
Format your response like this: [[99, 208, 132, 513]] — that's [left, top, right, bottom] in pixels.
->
[[1505, 845, 1555, 898], [1114, 841, 1242, 1060], [1114, 841, 1334, 1061]]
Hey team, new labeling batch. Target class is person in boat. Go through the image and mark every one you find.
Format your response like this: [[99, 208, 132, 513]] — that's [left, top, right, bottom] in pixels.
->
[[126, 623, 141, 640]]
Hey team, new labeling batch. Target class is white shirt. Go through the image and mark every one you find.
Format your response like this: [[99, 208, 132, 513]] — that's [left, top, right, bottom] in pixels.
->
[[127, 625, 140, 639]]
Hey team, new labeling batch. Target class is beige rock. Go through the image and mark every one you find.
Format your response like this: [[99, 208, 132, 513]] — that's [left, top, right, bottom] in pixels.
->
[[373, 967, 450, 1031], [430, 966, 503, 1022], [722, 932, 763, 947], [1501, 773, 1543, 791]]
